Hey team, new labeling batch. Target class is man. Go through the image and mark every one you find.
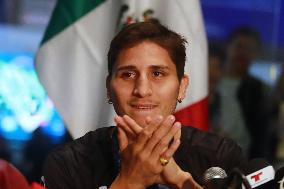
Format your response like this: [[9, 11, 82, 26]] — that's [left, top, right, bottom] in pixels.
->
[[42, 22, 245, 189], [218, 27, 270, 158]]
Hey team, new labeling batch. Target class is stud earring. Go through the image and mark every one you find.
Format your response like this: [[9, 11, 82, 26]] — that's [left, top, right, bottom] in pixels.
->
[[107, 92, 113, 104], [107, 98, 113, 104], [177, 98, 182, 103]]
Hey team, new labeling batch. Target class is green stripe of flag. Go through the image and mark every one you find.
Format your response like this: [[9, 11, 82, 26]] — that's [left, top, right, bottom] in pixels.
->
[[41, 0, 106, 44]]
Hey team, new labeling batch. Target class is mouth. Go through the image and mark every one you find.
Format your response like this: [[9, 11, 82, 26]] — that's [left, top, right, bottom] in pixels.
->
[[129, 102, 158, 111]]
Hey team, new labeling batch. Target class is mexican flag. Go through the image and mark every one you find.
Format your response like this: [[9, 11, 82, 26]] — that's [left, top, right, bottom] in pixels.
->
[[36, 0, 208, 139]]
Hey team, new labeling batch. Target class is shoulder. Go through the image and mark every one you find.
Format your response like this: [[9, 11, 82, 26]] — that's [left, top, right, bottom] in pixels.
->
[[42, 127, 116, 189], [47, 126, 114, 160], [177, 126, 246, 184], [239, 75, 270, 101], [241, 75, 267, 90], [180, 126, 242, 155]]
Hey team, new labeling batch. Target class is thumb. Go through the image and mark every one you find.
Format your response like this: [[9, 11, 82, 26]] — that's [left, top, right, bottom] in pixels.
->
[[117, 127, 128, 152]]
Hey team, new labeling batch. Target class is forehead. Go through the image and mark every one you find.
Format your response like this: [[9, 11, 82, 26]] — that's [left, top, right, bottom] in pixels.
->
[[114, 41, 175, 70], [231, 35, 258, 46]]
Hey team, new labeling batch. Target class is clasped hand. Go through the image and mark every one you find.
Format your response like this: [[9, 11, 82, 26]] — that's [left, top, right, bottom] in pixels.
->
[[110, 115, 202, 189]]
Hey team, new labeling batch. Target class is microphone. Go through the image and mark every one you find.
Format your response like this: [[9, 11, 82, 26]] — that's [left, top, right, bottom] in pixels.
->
[[202, 159, 275, 189], [274, 167, 284, 189], [203, 167, 228, 189], [240, 158, 275, 189]]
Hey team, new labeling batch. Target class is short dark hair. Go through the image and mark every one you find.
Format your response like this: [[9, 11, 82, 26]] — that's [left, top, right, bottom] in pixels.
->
[[209, 43, 226, 64], [107, 21, 187, 80], [228, 26, 261, 47]]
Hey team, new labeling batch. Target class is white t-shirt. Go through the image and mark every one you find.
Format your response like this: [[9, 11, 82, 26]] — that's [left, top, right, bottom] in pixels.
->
[[218, 77, 250, 153]]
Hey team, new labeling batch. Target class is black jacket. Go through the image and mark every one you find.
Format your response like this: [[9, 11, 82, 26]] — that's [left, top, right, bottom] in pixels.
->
[[42, 126, 245, 189], [237, 75, 270, 158]]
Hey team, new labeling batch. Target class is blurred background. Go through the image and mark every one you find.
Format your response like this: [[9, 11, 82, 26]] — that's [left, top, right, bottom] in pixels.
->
[[0, 0, 284, 184]]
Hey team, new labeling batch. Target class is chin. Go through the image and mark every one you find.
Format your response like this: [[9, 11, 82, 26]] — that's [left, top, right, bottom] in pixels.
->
[[132, 116, 148, 128]]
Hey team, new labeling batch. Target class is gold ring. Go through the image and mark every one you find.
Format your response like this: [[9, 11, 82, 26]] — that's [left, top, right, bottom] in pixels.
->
[[159, 157, 169, 166]]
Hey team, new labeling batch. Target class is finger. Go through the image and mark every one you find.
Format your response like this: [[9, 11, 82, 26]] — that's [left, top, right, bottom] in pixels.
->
[[115, 115, 137, 139], [131, 115, 164, 154], [128, 115, 164, 153], [162, 135, 181, 160], [133, 128, 153, 152], [145, 116, 152, 125], [151, 122, 181, 159], [153, 115, 175, 139], [123, 115, 143, 134], [169, 127, 181, 149], [173, 126, 181, 141], [143, 115, 175, 154], [162, 128, 180, 154], [117, 127, 128, 152], [141, 115, 164, 135]]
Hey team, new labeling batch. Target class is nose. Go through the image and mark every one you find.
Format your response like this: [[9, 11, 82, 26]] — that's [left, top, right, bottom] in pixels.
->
[[132, 74, 152, 97]]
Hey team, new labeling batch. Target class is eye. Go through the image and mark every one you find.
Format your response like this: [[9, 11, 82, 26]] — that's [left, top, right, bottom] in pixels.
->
[[152, 71, 164, 77], [121, 71, 136, 79]]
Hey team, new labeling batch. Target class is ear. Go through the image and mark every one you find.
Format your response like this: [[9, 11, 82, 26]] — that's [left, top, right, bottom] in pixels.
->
[[106, 75, 111, 98], [178, 74, 189, 101]]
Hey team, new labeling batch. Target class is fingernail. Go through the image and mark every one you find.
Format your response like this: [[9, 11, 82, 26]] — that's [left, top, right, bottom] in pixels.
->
[[174, 122, 181, 129], [169, 115, 175, 121], [114, 115, 119, 122], [176, 139, 180, 144]]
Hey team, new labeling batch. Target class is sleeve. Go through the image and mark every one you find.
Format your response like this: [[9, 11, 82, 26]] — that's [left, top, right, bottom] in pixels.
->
[[175, 128, 247, 185], [216, 137, 247, 171], [42, 151, 76, 189]]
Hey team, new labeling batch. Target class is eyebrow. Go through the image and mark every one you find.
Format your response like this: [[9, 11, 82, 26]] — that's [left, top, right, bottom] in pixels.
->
[[115, 65, 171, 72], [150, 65, 171, 70], [115, 65, 136, 72]]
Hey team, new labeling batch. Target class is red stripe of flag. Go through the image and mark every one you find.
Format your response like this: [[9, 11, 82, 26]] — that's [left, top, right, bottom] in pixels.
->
[[174, 97, 208, 131]]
